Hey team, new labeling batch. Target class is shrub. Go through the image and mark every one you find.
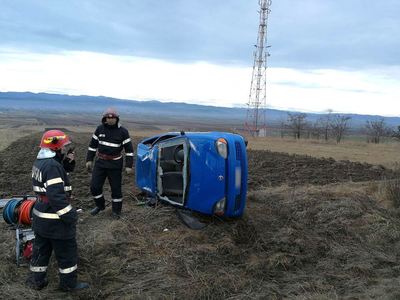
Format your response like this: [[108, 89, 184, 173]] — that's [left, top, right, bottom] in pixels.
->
[[382, 178, 400, 208]]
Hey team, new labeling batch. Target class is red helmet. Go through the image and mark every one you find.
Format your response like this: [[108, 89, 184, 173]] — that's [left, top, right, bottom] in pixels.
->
[[40, 130, 71, 151], [102, 107, 119, 118]]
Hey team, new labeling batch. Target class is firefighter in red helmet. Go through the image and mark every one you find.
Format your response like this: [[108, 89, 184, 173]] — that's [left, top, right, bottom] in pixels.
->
[[86, 108, 134, 218], [26, 129, 89, 292]]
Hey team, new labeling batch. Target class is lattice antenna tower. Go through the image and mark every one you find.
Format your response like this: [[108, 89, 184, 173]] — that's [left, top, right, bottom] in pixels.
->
[[245, 0, 272, 137]]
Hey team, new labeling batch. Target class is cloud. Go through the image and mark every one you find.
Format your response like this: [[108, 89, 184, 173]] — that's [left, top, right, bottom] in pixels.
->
[[268, 0, 400, 68], [1, 0, 399, 71], [1, 49, 399, 116], [268, 67, 400, 116], [1, 1, 399, 116], [0, 0, 257, 65], [0, 49, 251, 106], [1, 0, 399, 70]]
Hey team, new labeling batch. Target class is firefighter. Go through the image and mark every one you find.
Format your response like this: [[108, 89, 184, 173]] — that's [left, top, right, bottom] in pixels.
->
[[26, 129, 89, 292], [86, 107, 134, 218]]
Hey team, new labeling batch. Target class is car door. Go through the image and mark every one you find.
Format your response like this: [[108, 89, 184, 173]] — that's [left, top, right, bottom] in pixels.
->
[[136, 142, 158, 196]]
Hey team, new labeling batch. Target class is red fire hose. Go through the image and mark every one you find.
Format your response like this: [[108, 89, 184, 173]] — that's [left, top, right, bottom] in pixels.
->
[[18, 200, 35, 225]]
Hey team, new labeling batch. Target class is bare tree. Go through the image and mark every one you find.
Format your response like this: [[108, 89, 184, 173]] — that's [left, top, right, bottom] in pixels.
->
[[279, 120, 287, 138], [286, 113, 307, 139], [365, 118, 389, 144], [392, 125, 400, 140], [310, 120, 324, 139], [330, 114, 351, 143], [319, 109, 333, 141], [306, 123, 312, 139]]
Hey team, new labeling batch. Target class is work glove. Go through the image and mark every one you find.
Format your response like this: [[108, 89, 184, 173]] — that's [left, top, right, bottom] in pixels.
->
[[66, 152, 75, 162], [86, 161, 93, 172], [125, 167, 133, 175]]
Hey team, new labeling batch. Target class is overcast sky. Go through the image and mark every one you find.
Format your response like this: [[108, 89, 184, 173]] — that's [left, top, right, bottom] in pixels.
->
[[0, 0, 399, 116]]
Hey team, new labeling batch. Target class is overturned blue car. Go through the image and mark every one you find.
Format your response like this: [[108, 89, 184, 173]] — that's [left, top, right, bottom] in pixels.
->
[[136, 131, 248, 217]]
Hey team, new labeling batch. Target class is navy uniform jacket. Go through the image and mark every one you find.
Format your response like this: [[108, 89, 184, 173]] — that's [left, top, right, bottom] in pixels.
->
[[32, 153, 77, 240], [86, 122, 134, 169]]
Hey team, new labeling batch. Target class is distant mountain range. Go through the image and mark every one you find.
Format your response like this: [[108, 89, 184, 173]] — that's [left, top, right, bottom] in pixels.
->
[[0, 91, 399, 128]]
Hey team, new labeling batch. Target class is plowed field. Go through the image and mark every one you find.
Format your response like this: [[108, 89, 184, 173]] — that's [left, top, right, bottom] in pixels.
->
[[1, 131, 400, 299]]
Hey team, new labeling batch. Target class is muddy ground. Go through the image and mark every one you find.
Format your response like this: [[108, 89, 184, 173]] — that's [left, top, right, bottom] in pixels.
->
[[1, 131, 400, 299]]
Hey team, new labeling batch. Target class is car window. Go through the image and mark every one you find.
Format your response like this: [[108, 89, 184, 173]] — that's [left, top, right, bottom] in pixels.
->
[[142, 136, 160, 146], [142, 134, 180, 147]]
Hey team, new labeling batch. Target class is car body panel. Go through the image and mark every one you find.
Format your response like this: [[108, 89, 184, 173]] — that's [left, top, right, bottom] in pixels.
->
[[135, 132, 248, 217], [184, 135, 226, 215], [136, 140, 158, 195]]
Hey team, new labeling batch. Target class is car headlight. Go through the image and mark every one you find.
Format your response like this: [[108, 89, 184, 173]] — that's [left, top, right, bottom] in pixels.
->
[[215, 138, 228, 159], [214, 198, 226, 216]]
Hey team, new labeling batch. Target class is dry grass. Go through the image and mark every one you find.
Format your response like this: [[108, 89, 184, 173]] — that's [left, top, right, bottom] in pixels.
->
[[0, 128, 41, 151], [0, 126, 168, 152], [3, 129, 400, 298], [247, 136, 400, 169], [373, 178, 400, 209], [246, 183, 400, 299], [2, 127, 400, 169]]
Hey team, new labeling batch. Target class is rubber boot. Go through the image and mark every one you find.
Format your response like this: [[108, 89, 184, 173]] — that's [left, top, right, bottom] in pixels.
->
[[112, 201, 122, 219], [91, 195, 106, 216], [90, 206, 103, 216], [59, 270, 89, 292], [26, 273, 49, 290], [112, 212, 121, 219]]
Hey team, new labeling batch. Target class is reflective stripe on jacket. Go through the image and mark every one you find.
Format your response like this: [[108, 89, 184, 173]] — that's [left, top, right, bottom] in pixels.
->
[[31, 157, 77, 239], [86, 123, 134, 168]]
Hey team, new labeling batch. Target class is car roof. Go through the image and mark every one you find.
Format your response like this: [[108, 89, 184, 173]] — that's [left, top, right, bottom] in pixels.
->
[[140, 131, 239, 146]]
